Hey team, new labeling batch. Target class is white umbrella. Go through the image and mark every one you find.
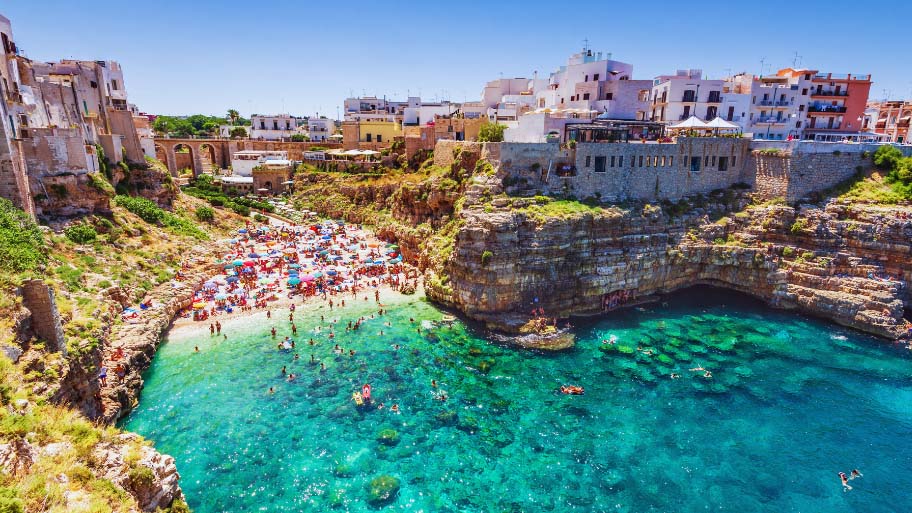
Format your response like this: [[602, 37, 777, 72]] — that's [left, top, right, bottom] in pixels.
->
[[669, 116, 710, 129], [704, 117, 739, 129]]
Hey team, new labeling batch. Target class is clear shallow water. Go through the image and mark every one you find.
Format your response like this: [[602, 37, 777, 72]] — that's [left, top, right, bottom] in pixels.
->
[[122, 287, 912, 513]]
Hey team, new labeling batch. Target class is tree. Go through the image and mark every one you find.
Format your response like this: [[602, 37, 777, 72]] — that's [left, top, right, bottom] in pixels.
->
[[229, 127, 248, 139], [290, 134, 308, 142], [195, 206, 215, 222], [477, 122, 506, 142], [227, 109, 240, 125]]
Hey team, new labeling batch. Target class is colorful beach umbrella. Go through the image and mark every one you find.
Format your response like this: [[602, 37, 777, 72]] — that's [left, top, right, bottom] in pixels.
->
[[287, 277, 301, 286]]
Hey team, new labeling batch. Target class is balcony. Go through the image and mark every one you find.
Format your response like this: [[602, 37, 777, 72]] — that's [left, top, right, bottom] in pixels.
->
[[758, 100, 792, 107], [807, 123, 843, 130], [706, 96, 722, 104], [754, 116, 787, 124], [808, 105, 847, 114], [810, 91, 848, 98]]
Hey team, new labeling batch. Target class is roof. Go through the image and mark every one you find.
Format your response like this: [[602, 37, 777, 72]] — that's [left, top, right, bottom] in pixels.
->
[[220, 176, 253, 184]]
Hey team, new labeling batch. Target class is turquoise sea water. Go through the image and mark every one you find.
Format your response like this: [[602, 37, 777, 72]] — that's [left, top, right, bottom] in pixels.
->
[[122, 287, 912, 513]]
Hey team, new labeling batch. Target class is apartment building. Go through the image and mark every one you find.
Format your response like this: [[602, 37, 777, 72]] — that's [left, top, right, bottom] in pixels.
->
[[307, 117, 335, 142], [249, 114, 300, 140], [649, 70, 725, 124], [870, 101, 911, 143]]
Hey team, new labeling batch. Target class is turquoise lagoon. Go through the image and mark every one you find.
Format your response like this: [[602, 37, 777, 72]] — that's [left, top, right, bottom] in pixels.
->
[[122, 287, 912, 512]]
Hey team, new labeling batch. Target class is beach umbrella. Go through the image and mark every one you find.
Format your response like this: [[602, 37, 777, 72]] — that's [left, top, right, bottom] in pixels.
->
[[302, 274, 315, 282], [288, 277, 302, 286], [312, 271, 323, 278], [389, 244, 399, 250], [321, 235, 332, 240], [333, 255, 343, 260], [214, 293, 228, 300], [193, 302, 206, 309], [233, 259, 244, 267], [326, 270, 337, 276], [288, 263, 301, 269], [248, 252, 261, 259], [288, 270, 299, 276], [224, 266, 235, 272], [226, 276, 239, 283], [238, 229, 247, 234]]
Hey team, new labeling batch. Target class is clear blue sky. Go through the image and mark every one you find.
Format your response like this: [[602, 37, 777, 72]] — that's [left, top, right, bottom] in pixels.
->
[[4, 0, 910, 118]]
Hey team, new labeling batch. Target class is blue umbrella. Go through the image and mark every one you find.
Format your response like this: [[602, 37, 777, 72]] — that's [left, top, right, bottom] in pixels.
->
[[233, 259, 244, 267], [333, 255, 343, 260], [326, 270, 337, 276], [288, 270, 299, 276], [312, 271, 323, 278], [287, 277, 301, 286], [288, 263, 301, 269], [248, 252, 260, 259], [238, 229, 247, 234], [215, 293, 228, 300], [321, 235, 332, 240], [226, 276, 239, 283]]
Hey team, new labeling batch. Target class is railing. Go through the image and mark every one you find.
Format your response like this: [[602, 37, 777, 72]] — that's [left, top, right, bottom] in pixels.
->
[[808, 105, 847, 113], [681, 95, 696, 102], [706, 96, 722, 103], [755, 116, 786, 124], [811, 91, 848, 97]]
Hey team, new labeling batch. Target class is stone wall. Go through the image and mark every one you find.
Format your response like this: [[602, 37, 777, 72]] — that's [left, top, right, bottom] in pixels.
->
[[20, 279, 66, 354], [0, 119, 34, 217], [490, 138, 752, 202], [748, 149, 875, 202]]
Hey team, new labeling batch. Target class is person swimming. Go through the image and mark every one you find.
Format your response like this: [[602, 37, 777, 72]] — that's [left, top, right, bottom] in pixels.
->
[[281, 366, 286, 375], [850, 469, 863, 480], [390, 404, 400, 413], [839, 472, 852, 491]]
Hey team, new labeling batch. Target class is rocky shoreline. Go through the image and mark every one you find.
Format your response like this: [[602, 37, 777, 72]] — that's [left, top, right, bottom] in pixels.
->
[[431, 199, 912, 343]]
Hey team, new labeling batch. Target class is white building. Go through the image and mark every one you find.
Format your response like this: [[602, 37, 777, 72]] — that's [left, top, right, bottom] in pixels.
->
[[249, 114, 299, 140], [307, 118, 334, 141], [403, 102, 458, 126], [231, 150, 289, 176], [649, 70, 725, 124], [741, 72, 813, 140]]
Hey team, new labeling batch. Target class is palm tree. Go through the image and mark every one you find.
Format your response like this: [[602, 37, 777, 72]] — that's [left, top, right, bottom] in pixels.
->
[[227, 109, 239, 125]]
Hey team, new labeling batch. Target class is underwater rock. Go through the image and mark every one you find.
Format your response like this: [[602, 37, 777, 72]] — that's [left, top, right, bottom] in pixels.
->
[[456, 415, 480, 434], [477, 359, 495, 374], [434, 410, 458, 426], [376, 429, 400, 446], [327, 488, 347, 508], [366, 475, 400, 506], [333, 463, 353, 478]]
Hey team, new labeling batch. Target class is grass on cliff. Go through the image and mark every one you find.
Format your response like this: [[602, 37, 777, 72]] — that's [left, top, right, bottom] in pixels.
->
[[0, 355, 156, 513], [511, 196, 621, 222], [831, 146, 912, 204]]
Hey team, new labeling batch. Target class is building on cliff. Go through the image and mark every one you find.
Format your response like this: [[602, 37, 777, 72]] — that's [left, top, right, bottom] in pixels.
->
[[869, 100, 911, 143], [0, 14, 153, 219]]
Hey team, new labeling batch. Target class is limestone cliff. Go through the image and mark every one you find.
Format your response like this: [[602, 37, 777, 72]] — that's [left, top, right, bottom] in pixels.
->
[[433, 195, 910, 339]]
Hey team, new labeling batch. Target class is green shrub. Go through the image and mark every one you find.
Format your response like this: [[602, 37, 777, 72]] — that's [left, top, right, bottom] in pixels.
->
[[87, 172, 115, 195], [253, 213, 268, 223], [228, 202, 251, 217], [790, 218, 807, 234], [128, 465, 155, 488], [195, 206, 215, 222], [64, 224, 98, 244], [477, 122, 506, 142], [873, 145, 903, 170], [0, 486, 24, 513], [0, 198, 47, 273], [782, 247, 795, 258], [480, 250, 493, 266]]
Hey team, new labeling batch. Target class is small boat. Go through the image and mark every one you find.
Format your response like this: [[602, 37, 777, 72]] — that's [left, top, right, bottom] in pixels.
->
[[442, 315, 456, 323], [560, 385, 585, 395], [351, 392, 364, 406]]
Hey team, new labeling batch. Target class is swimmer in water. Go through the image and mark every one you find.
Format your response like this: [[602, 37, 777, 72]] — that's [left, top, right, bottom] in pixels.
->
[[294, 353, 300, 360], [268, 387, 275, 394], [194, 346, 199, 352], [850, 469, 863, 480], [390, 404, 400, 413], [670, 373, 680, 379], [431, 379, 437, 388], [281, 366, 286, 375], [320, 363, 326, 371], [839, 472, 852, 491]]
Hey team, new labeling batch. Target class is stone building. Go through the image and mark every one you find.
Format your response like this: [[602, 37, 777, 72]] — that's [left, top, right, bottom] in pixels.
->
[[0, 14, 149, 219], [252, 160, 293, 196]]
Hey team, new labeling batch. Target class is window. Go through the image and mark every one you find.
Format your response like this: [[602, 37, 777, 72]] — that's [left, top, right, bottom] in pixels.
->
[[583, 93, 590, 100], [668, 156, 673, 166], [610, 156, 616, 167], [804, 74, 811, 80], [704, 156, 710, 168], [690, 157, 701, 171], [594, 156, 607, 172], [638, 155, 644, 167], [561, 98, 565, 104], [584, 75, 589, 82], [90, 80, 98, 89], [799, 104, 805, 112], [731, 156, 736, 167], [111, 79, 118, 90], [719, 156, 728, 171], [802, 88, 808, 95], [796, 121, 802, 128], [273, 121, 279, 130], [605, 92, 614, 100], [618, 156, 624, 167], [377, 135, 382, 143], [683, 90, 696, 102], [585, 156, 591, 167], [708, 91, 721, 102], [711, 156, 716, 166], [366, 133, 372, 142], [593, 74, 600, 81], [260, 121, 266, 129]]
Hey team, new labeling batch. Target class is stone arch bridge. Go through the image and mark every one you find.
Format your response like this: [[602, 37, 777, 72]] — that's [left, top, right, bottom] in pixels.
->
[[153, 138, 231, 177]]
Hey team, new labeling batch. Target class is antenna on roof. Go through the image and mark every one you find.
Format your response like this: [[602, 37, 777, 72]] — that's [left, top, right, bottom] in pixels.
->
[[792, 51, 803, 68], [583, 37, 589, 52], [759, 57, 766, 78]]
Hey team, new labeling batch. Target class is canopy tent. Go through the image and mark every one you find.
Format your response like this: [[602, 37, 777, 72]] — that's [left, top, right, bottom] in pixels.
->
[[668, 116, 710, 130], [704, 117, 739, 129]]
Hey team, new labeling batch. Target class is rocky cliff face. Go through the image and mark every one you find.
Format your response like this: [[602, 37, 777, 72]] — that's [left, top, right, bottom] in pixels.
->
[[433, 195, 911, 340]]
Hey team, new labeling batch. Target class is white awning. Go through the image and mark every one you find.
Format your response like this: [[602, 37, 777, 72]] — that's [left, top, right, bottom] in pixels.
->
[[704, 117, 740, 129], [669, 116, 710, 129]]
